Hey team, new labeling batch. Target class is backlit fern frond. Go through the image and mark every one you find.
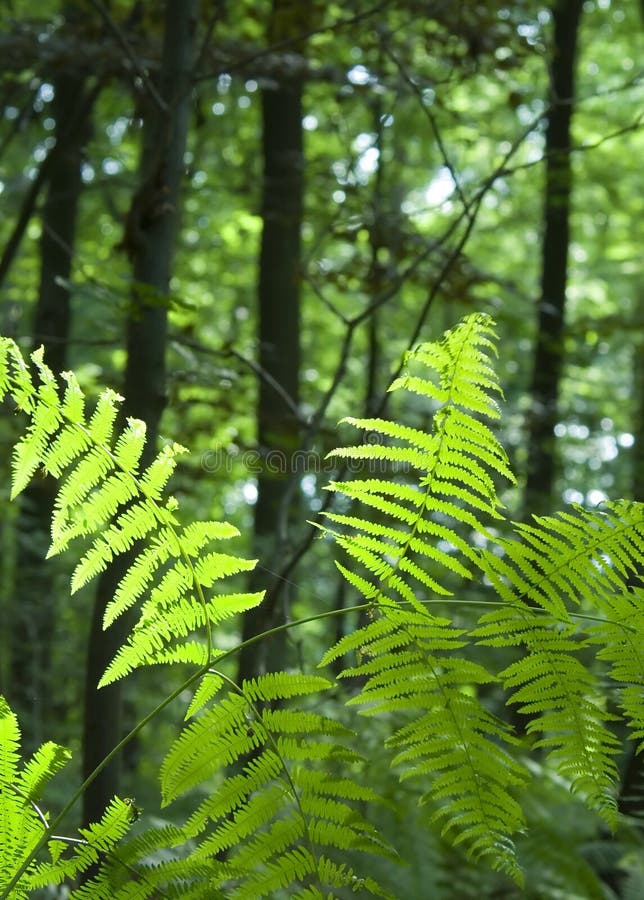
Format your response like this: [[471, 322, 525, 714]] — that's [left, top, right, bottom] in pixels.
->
[[321, 609, 527, 882], [0, 337, 261, 685], [30, 797, 136, 887], [77, 672, 394, 899], [473, 502, 644, 825], [322, 313, 514, 614], [321, 314, 528, 878], [0, 697, 135, 897]]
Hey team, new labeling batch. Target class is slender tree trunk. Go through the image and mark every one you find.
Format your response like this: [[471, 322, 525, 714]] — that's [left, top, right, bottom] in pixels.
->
[[523, 0, 583, 520], [81, 0, 198, 830], [8, 58, 94, 751], [617, 294, 644, 824], [620, 3, 644, 833], [238, 1, 308, 684]]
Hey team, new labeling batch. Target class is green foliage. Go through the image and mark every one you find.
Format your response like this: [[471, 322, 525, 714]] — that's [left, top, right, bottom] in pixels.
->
[[319, 313, 644, 879], [0, 337, 394, 896], [0, 695, 136, 896], [77, 671, 394, 899], [320, 314, 528, 881], [1, 313, 644, 894], [0, 338, 263, 685]]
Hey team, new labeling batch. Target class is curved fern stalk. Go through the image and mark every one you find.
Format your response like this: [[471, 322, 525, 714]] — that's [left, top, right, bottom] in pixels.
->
[[0, 337, 263, 684], [320, 314, 528, 882], [474, 501, 644, 824], [0, 697, 136, 897], [76, 672, 395, 899]]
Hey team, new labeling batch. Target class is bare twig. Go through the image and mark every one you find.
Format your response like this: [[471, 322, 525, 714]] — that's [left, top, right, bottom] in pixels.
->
[[261, 105, 550, 603], [200, 0, 395, 82], [86, 0, 167, 111], [384, 44, 473, 221], [170, 334, 305, 425]]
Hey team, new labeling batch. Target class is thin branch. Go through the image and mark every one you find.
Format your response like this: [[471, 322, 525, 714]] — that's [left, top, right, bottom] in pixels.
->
[[193, 0, 227, 77], [226, 346, 304, 423], [85, 0, 167, 111], [262, 106, 550, 603], [199, 0, 395, 82], [384, 44, 472, 221], [0, 151, 53, 290], [0, 88, 38, 159], [170, 334, 306, 425], [302, 272, 349, 325], [497, 112, 644, 179]]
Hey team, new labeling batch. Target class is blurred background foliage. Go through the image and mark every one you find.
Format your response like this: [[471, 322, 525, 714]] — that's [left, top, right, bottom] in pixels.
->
[[2, 0, 644, 895]]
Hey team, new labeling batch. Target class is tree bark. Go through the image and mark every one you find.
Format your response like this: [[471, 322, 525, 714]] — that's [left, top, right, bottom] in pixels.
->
[[8, 44, 95, 751], [617, 296, 644, 826], [523, 0, 583, 520], [81, 0, 199, 831], [237, 1, 308, 684]]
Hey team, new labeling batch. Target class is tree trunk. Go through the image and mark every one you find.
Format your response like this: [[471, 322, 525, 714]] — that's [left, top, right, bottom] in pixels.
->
[[238, 1, 308, 684], [8, 56, 94, 752], [81, 0, 198, 830], [523, 0, 583, 520], [620, 2, 644, 830], [617, 294, 644, 825]]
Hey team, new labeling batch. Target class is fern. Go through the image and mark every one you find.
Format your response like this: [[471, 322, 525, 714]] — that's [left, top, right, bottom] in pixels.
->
[[0, 696, 136, 896], [3, 312, 644, 895], [320, 312, 644, 878], [77, 672, 394, 898], [0, 339, 262, 686], [471, 505, 644, 824], [320, 313, 528, 880]]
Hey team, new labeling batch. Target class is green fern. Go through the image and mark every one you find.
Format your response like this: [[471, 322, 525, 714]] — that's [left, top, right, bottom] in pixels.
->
[[0, 339, 262, 685], [320, 313, 528, 880], [471, 504, 644, 824], [75, 671, 394, 898], [3, 312, 644, 895], [0, 336, 394, 897], [0, 695, 136, 896], [323, 314, 513, 613], [320, 312, 644, 878]]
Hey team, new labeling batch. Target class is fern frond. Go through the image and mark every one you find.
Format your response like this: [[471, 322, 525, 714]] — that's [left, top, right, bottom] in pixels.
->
[[330, 609, 526, 880], [0, 338, 35, 411], [78, 672, 393, 898], [472, 501, 644, 824], [321, 314, 526, 877], [17, 742, 71, 804], [587, 583, 644, 750], [30, 797, 136, 886], [324, 314, 514, 614], [0, 698, 34, 895], [0, 336, 260, 686], [0, 698, 134, 896], [134, 671, 392, 897], [100, 582, 262, 686]]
